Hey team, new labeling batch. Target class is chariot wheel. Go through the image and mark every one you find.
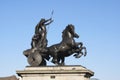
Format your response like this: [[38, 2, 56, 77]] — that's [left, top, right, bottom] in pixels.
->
[[27, 51, 42, 66]]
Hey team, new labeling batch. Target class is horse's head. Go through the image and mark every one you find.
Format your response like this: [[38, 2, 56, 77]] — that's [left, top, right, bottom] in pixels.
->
[[66, 24, 79, 38]]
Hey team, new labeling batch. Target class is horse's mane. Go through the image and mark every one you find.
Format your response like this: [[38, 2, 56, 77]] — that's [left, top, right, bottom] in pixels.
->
[[63, 24, 74, 33]]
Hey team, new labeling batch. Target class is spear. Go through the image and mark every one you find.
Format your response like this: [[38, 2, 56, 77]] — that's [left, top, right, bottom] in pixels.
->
[[47, 10, 54, 31], [50, 10, 54, 19]]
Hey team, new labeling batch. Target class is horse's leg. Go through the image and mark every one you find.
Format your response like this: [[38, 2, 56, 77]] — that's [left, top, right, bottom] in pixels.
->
[[73, 42, 83, 57], [76, 42, 87, 57], [75, 46, 87, 58], [75, 52, 83, 58], [60, 57, 65, 66], [51, 52, 58, 64], [73, 42, 84, 58], [57, 56, 61, 65], [73, 42, 83, 52], [73, 47, 83, 58], [82, 47, 87, 56], [75, 42, 83, 48]]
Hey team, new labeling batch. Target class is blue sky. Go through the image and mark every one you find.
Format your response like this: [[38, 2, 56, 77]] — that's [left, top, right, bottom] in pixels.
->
[[0, 0, 120, 80]]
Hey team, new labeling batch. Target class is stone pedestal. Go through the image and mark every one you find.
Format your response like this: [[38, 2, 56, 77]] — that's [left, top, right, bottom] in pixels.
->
[[16, 65, 94, 80]]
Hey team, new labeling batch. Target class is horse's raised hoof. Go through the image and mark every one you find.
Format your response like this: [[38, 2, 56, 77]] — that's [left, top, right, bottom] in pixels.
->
[[76, 54, 82, 58], [84, 52, 87, 56], [73, 53, 78, 57]]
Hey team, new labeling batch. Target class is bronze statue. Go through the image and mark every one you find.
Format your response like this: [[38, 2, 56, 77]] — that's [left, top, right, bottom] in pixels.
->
[[23, 18, 53, 66], [31, 18, 53, 49], [46, 24, 86, 65], [23, 18, 87, 66]]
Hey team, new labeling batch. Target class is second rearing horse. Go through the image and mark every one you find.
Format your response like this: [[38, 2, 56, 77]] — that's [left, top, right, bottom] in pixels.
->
[[47, 24, 87, 65]]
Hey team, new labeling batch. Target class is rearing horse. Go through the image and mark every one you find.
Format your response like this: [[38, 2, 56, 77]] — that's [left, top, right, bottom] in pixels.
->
[[47, 24, 87, 65]]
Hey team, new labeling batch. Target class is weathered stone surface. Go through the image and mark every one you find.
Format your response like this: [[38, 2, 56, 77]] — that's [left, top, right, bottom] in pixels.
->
[[16, 65, 94, 80], [0, 75, 18, 80]]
